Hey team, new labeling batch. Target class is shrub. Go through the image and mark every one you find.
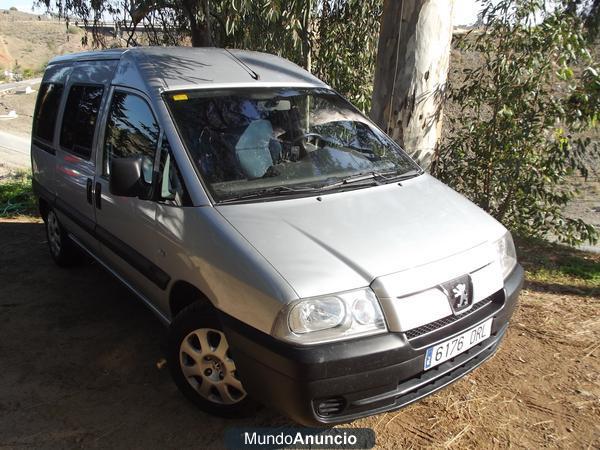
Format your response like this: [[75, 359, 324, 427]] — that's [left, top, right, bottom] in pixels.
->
[[435, 0, 599, 246], [0, 172, 37, 217]]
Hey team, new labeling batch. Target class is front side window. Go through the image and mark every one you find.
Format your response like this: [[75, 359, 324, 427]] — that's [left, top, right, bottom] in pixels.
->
[[165, 88, 419, 202], [103, 91, 160, 184], [60, 84, 104, 159], [32, 82, 64, 143]]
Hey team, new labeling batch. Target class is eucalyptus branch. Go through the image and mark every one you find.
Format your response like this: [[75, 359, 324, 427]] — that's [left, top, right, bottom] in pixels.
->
[[437, 0, 599, 245]]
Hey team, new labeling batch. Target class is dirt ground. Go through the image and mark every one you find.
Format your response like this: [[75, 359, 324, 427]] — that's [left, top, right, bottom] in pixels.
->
[[0, 217, 598, 449], [565, 176, 600, 233]]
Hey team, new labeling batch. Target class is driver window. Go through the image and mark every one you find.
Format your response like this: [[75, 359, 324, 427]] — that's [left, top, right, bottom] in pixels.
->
[[103, 91, 160, 184]]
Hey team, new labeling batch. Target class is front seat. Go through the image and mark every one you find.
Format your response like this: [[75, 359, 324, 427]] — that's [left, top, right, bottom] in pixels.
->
[[235, 120, 274, 179]]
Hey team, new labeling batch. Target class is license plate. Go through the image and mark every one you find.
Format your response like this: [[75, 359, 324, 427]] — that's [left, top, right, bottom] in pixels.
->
[[424, 318, 493, 370]]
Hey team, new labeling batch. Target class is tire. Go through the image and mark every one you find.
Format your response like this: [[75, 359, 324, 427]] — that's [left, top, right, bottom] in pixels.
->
[[45, 209, 81, 267], [167, 301, 260, 418]]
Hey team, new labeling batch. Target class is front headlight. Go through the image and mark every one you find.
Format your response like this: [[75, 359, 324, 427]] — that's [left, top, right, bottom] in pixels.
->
[[272, 288, 387, 345], [495, 231, 517, 279]]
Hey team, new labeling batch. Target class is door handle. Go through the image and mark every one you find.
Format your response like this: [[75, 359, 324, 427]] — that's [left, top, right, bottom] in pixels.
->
[[94, 182, 102, 209], [86, 178, 93, 204]]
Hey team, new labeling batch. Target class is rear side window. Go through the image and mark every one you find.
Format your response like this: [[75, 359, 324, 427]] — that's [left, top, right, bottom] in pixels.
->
[[32, 83, 64, 143], [60, 84, 104, 159], [103, 91, 160, 184]]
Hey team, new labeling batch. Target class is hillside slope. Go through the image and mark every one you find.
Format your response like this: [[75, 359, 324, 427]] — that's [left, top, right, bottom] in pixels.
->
[[0, 9, 85, 75]]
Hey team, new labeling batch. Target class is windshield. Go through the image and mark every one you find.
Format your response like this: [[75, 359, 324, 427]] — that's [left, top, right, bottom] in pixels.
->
[[165, 88, 420, 202]]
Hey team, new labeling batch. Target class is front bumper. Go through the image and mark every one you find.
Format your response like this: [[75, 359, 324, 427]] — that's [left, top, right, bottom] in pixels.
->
[[221, 264, 524, 426]]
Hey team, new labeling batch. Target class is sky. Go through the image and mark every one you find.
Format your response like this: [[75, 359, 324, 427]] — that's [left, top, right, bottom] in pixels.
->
[[0, 0, 43, 13], [454, 1, 483, 25], [0, 0, 483, 26]]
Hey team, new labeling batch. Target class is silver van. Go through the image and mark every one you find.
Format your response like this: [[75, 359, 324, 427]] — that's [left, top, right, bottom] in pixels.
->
[[31, 47, 524, 426]]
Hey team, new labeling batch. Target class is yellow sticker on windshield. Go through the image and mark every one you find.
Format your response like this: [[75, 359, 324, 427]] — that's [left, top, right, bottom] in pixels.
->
[[172, 94, 188, 101]]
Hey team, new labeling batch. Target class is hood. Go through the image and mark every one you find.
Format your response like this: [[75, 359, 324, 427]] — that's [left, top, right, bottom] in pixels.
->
[[217, 174, 506, 299]]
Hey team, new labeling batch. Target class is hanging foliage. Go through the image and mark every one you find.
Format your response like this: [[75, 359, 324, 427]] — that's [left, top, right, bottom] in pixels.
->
[[220, 0, 381, 111], [40, 0, 382, 111], [312, 0, 381, 112]]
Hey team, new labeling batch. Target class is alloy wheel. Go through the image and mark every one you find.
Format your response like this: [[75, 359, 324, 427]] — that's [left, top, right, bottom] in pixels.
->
[[179, 328, 246, 405], [47, 211, 62, 257]]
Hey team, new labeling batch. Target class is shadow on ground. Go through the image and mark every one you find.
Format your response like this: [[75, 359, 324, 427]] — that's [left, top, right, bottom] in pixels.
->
[[515, 235, 600, 297], [0, 220, 293, 449]]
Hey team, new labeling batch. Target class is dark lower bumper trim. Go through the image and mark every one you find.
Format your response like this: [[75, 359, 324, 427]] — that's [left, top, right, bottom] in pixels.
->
[[353, 323, 506, 408], [324, 324, 506, 424]]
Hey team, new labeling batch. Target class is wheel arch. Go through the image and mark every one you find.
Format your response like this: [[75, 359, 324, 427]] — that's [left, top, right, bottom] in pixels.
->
[[169, 280, 214, 319], [38, 197, 50, 221]]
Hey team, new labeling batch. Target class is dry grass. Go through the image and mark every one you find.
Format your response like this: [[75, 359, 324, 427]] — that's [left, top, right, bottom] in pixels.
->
[[0, 9, 85, 74]]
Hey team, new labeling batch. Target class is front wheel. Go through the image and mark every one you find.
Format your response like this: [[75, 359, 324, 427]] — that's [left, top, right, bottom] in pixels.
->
[[167, 302, 259, 418]]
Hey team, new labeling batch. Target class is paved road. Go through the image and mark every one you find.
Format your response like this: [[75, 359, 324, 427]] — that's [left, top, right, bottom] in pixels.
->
[[0, 77, 42, 94], [0, 131, 30, 170], [0, 78, 38, 171]]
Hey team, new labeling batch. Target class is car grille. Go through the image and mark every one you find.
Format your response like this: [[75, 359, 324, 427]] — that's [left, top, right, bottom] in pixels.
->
[[404, 297, 495, 340]]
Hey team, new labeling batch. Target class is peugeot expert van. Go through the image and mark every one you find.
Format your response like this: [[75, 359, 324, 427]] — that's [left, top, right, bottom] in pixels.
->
[[31, 47, 524, 426]]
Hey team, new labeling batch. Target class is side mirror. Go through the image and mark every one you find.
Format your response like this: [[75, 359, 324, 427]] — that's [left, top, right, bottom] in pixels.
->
[[109, 156, 145, 197]]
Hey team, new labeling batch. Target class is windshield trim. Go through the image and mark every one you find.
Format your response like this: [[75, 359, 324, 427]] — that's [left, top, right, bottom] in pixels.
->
[[163, 87, 421, 206], [162, 81, 325, 94]]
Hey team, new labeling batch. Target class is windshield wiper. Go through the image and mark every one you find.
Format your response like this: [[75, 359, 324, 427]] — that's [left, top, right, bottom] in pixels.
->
[[217, 169, 423, 203], [318, 168, 423, 191], [374, 168, 423, 182], [217, 185, 317, 203]]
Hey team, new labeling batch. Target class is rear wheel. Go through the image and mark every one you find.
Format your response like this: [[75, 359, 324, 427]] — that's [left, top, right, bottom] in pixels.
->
[[167, 302, 259, 418], [45, 209, 80, 267]]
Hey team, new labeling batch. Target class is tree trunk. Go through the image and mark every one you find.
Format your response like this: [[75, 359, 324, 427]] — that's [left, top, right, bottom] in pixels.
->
[[184, 0, 213, 47], [370, 0, 454, 169], [301, 0, 313, 72], [190, 22, 212, 46]]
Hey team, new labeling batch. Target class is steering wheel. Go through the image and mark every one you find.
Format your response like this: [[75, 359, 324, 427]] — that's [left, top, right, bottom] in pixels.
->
[[292, 132, 326, 157]]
